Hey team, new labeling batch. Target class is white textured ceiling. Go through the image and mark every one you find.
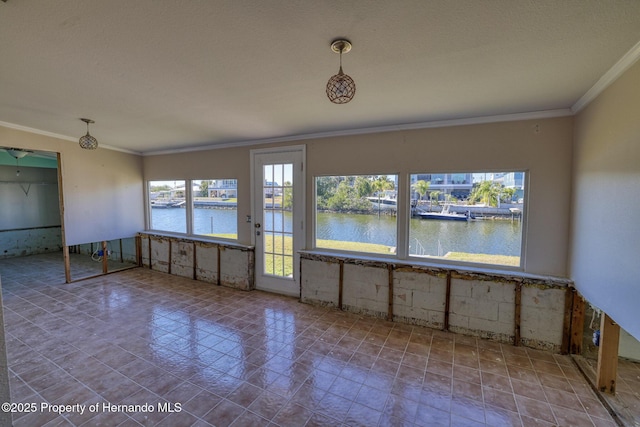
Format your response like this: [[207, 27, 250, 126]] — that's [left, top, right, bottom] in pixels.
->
[[1, 0, 640, 154]]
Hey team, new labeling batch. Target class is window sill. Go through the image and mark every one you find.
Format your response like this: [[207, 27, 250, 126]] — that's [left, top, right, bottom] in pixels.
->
[[300, 249, 571, 286], [140, 231, 253, 250]]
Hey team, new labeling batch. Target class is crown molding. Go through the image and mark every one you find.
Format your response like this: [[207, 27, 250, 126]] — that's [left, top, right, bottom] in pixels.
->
[[0, 121, 141, 155], [144, 108, 573, 156], [572, 39, 640, 113]]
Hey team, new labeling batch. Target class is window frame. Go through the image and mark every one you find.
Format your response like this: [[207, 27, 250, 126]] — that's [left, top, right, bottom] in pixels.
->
[[146, 178, 239, 242], [312, 170, 528, 270], [313, 173, 402, 259], [147, 179, 188, 235]]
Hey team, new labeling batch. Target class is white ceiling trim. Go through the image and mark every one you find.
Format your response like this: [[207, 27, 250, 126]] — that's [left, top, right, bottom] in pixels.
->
[[144, 108, 573, 156], [572, 39, 640, 113], [0, 120, 76, 143], [0, 121, 141, 155]]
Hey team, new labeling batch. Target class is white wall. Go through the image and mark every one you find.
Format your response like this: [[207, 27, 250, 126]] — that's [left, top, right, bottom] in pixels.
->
[[571, 60, 640, 340], [0, 165, 60, 229], [0, 125, 144, 246], [145, 116, 574, 277]]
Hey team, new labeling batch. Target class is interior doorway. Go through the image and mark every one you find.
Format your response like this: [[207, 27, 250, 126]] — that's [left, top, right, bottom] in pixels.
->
[[0, 147, 63, 263]]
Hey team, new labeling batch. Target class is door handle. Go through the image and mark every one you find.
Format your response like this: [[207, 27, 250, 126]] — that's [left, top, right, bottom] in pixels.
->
[[255, 223, 261, 228]]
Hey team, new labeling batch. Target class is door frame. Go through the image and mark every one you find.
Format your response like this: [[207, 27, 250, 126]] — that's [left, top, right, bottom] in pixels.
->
[[250, 145, 306, 296]]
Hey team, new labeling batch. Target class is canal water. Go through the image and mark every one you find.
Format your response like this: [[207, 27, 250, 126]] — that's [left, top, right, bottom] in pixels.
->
[[151, 208, 522, 258]]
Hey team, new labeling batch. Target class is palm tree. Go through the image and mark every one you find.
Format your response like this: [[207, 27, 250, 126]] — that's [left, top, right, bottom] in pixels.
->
[[429, 190, 441, 209], [469, 181, 502, 207], [500, 187, 516, 203], [199, 180, 210, 197], [412, 180, 430, 206], [371, 176, 395, 216]]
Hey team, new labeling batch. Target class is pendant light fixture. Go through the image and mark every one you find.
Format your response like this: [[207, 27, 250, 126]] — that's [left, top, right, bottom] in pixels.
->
[[326, 39, 356, 104], [79, 118, 98, 150]]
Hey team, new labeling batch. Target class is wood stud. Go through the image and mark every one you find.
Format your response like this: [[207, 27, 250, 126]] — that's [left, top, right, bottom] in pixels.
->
[[444, 272, 451, 331], [596, 313, 620, 394], [514, 282, 522, 346], [570, 292, 585, 354], [387, 264, 393, 321], [338, 260, 344, 310]]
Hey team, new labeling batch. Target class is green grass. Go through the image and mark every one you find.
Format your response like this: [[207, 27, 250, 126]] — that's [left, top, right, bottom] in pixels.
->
[[316, 239, 394, 254], [205, 234, 518, 274], [442, 251, 520, 266], [263, 234, 294, 276], [203, 233, 238, 239]]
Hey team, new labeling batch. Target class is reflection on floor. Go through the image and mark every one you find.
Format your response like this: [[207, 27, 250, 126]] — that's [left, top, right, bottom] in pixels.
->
[[0, 254, 621, 426], [575, 356, 640, 426], [579, 305, 640, 426], [68, 249, 138, 281]]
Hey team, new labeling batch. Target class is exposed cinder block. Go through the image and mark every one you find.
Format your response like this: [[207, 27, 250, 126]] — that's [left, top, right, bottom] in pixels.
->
[[392, 270, 446, 328], [498, 301, 515, 324], [140, 236, 150, 267], [343, 264, 388, 316], [450, 279, 516, 340], [449, 313, 470, 329], [149, 238, 170, 273], [300, 258, 339, 307], [470, 280, 515, 303], [521, 286, 565, 349], [220, 246, 253, 291], [171, 240, 194, 278], [139, 233, 254, 291], [195, 243, 218, 284], [0, 227, 62, 259]]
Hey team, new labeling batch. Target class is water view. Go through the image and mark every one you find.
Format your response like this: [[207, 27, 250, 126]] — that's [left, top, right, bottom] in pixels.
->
[[150, 208, 522, 264]]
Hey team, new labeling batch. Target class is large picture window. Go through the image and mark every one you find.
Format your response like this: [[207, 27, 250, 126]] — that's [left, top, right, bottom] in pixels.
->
[[147, 179, 237, 240], [192, 179, 238, 239], [313, 171, 526, 268], [148, 180, 186, 233], [315, 175, 397, 255], [409, 172, 525, 266]]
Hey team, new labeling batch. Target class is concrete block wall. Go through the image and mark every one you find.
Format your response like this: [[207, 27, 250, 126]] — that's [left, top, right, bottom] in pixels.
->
[[300, 252, 572, 352], [449, 277, 516, 343], [195, 242, 219, 284], [520, 286, 566, 351], [0, 226, 62, 259], [393, 268, 447, 329], [300, 257, 340, 307], [342, 263, 389, 319], [139, 233, 254, 291]]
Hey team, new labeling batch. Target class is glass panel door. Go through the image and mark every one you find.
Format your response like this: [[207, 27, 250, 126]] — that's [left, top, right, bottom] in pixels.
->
[[252, 148, 303, 296]]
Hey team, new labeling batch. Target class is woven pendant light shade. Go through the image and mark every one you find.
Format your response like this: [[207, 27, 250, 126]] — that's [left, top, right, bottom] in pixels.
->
[[79, 118, 98, 150], [326, 39, 356, 104], [326, 67, 356, 104]]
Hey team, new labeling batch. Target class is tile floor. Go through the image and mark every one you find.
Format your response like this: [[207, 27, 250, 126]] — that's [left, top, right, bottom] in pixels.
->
[[0, 253, 622, 426]]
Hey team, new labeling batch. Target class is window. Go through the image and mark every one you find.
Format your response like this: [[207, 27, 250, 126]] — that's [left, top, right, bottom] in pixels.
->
[[410, 171, 525, 267], [313, 171, 526, 268], [192, 179, 238, 239], [148, 180, 186, 233], [262, 164, 294, 276], [147, 179, 237, 240], [315, 175, 397, 255]]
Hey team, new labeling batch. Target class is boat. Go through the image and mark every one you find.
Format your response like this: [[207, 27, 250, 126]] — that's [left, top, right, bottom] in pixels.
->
[[151, 200, 186, 208], [416, 205, 470, 221], [367, 195, 397, 210]]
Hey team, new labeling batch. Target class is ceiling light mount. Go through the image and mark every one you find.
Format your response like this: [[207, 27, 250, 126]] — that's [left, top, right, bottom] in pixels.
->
[[330, 39, 352, 55], [79, 118, 98, 150], [4, 148, 31, 177], [326, 38, 356, 104]]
